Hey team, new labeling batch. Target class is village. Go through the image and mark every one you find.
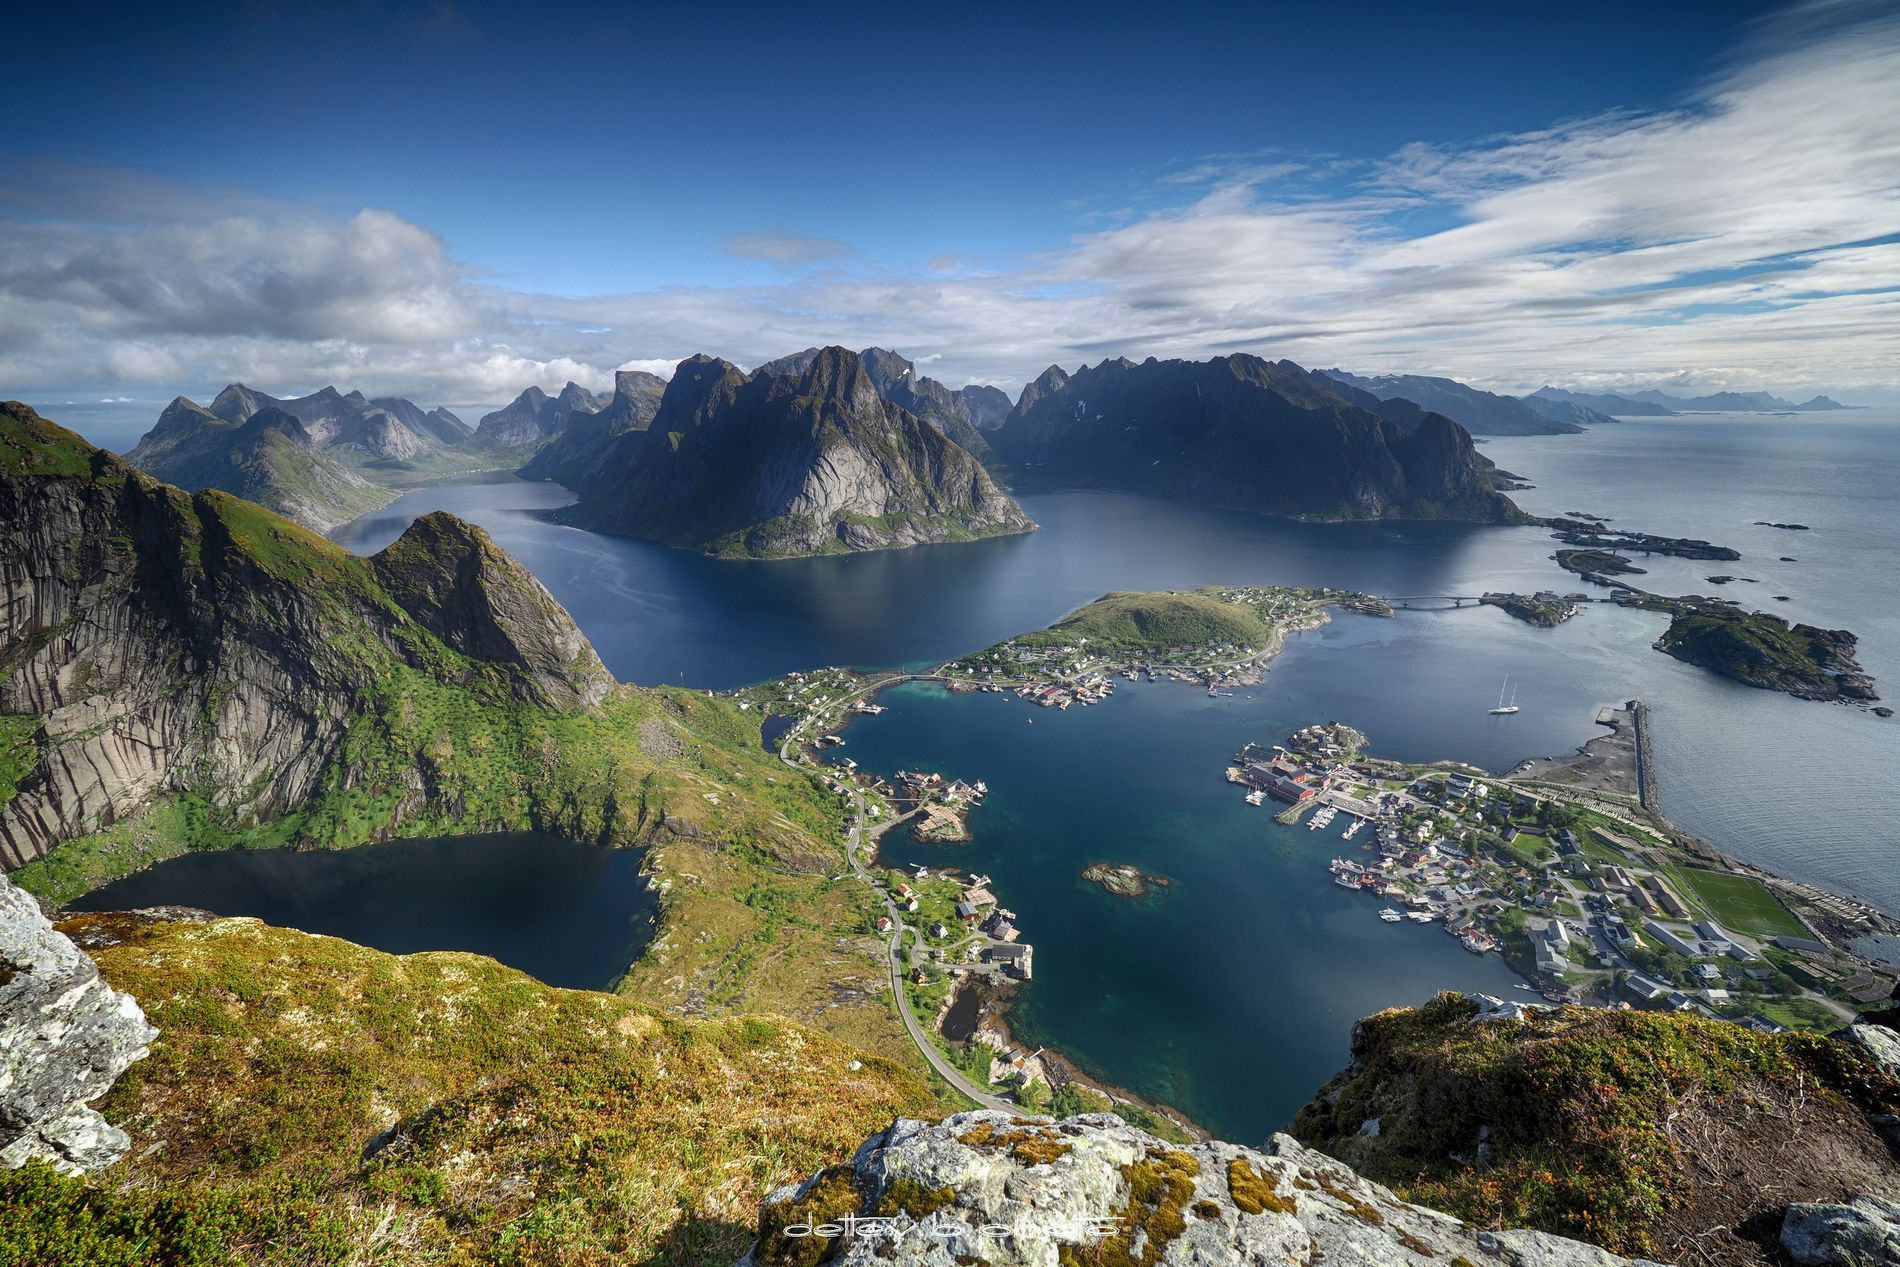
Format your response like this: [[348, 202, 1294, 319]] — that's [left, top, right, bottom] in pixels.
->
[[937, 585, 1392, 706], [1226, 720, 1897, 1032]]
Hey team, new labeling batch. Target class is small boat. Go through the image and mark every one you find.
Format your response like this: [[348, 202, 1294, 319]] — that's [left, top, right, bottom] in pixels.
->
[[1489, 677, 1520, 715], [1244, 789, 1266, 806], [1335, 873, 1362, 890], [1378, 908, 1403, 922]]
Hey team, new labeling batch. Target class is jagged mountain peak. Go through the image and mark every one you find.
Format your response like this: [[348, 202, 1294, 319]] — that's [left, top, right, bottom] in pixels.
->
[[370, 511, 613, 709]]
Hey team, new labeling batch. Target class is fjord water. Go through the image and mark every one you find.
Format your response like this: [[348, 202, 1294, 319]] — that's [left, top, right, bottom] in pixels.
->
[[135, 411, 1897, 1140], [68, 834, 656, 991], [331, 414, 1899, 916]]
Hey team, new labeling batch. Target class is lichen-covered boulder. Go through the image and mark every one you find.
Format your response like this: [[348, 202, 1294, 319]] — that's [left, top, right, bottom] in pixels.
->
[[0, 873, 156, 1172], [738, 1110, 1665, 1266], [1780, 1195, 1900, 1266]]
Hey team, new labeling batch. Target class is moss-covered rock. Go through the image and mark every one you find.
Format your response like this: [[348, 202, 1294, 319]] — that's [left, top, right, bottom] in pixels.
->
[[1289, 992, 1900, 1262], [0, 911, 932, 1266]]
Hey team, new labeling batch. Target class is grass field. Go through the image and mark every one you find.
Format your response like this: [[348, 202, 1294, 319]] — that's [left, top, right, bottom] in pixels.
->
[[1683, 867, 1806, 938]]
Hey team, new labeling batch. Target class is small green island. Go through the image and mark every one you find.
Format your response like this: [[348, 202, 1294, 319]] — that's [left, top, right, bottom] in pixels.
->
[[1657, 607, 1877, 702], [1081, 861, 1172, 898], [1479, 590, 1581, 626]]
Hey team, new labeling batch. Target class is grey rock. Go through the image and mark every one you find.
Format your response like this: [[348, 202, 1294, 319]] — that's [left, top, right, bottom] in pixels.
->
[[1844, 1023, 1900, 1080], [737, 1110, 1664, 1267], [1781, 1195, 1900, 1265], [1, 872, 155, 1172]]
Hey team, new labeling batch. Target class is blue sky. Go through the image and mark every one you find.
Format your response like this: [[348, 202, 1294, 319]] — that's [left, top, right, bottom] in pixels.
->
[[4, 0, 1897, 416]]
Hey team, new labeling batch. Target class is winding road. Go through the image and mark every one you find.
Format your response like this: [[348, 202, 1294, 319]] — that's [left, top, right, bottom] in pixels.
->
[[776, 691, 1012, 1110]]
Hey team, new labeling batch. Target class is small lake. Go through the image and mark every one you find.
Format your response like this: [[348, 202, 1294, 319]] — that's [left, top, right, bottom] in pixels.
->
[[66, 833, 657, 992]]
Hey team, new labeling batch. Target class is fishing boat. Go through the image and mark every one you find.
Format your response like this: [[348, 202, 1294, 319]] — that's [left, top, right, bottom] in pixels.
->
[[1244, 789, 1266, 806], [1488, 677, 1520, 715], [1378, 908, 1403, 922]]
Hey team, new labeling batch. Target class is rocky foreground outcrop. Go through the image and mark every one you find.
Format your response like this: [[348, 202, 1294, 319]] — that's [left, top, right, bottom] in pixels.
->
[[741, 1110, 1662, 1266], [0, 872, 153, 1172]]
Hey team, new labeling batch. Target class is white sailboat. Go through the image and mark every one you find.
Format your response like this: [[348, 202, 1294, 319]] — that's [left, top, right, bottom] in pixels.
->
[[1488, 677, 1520, 715]]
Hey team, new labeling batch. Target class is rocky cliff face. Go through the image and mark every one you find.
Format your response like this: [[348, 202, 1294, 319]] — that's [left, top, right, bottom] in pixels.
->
[[552, 348, 1034, 557], [0, 401, 618, 869], [474, 381, 606, 450], [1, 871, 154, 1172], [517, 369, 667, 486], [371, 512, 612, 708], [741, 1110, 1663, 1267], [857, 346, 995, 460], [990, 354, 1524, 523]]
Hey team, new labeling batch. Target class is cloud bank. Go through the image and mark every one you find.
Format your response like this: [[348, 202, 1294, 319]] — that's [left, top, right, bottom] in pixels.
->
[[2, 0, 1895, 408]]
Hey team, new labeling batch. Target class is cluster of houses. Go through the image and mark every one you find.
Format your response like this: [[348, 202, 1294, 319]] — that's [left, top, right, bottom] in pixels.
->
[[1228, 741, 1333, 804]]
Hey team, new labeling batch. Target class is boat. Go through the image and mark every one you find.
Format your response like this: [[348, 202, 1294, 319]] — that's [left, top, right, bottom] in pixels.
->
[[1378, 908, 1403, 922], [1244, 789, 1266, 806], [1488, 677, 1520, 715]]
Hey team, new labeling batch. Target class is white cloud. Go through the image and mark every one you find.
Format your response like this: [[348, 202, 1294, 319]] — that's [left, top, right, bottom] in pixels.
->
[[2, 0, 1895, 408]]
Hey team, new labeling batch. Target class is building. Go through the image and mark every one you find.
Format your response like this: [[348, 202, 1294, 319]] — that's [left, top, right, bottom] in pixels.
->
[[987, 942, 1034, 980], [1644, 920, 1703, 958]]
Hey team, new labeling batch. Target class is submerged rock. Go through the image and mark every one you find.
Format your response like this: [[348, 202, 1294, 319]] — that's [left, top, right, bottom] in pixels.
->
[[738, 1109, 1663, 1266], [0, 873, 155, 1172]]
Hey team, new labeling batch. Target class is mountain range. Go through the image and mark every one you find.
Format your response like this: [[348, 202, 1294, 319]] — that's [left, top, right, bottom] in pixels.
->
[[126, 383, 488, 531], [1319, 369, 1611, 434], [988, 354, 1525, 523], [1532, 385, 1855, 415], [548, 347, 1035, 557]]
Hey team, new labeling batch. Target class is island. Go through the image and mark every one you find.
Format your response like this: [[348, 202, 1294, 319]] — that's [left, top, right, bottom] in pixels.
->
[[1081, 861, 1172, 898], [1756, 521, 1812, 530], [1556, 547, 1647, 578], [1479, 590, 1580, 626], [940, 585, 1391, 698], [1543, 517, 1742, 561], [1657, 608, 1877, 702]]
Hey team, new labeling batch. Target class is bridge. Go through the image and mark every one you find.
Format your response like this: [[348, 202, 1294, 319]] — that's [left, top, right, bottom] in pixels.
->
[[1391, 595, 1486, 609]]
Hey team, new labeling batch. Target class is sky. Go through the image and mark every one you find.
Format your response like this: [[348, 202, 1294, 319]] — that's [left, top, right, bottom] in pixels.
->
[[4, 0, 1898, 424]]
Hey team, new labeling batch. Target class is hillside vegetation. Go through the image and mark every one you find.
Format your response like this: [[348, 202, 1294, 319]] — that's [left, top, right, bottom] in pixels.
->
[[1013, 590, 1274, 656], [1, 912, 932, 1266], [1290, 993, 1900, 1263]]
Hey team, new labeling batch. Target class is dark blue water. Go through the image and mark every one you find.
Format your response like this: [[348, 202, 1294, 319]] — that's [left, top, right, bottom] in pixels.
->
[[327, 416, 1900, 915], [67, 834, 657, 991]]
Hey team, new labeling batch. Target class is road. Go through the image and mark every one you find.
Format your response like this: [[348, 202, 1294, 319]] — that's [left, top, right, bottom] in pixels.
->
[[776, 700, 1013, 1111]]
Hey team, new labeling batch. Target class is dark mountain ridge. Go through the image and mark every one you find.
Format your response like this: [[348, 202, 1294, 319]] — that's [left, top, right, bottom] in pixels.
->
[[990, 353, 1526, 523], [1319, 368, 1585, 435], [551, 347, 1033, 557]]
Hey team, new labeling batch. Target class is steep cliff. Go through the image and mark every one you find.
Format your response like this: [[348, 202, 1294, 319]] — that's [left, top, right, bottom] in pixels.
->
[[517, 368, 667, 485], [0, 401, 840, 887], [552, 348, 1034, 557], [0, 871, 154, 1174], [990, 354, 1525, 523], [473, 381, 607, 451], [1288, 993, 1900, 1265]]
